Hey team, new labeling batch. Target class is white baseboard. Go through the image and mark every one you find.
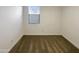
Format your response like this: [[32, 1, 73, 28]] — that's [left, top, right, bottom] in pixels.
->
[[7, 34, 24, 53], [24, 33, 61, 35], [0, 34, 23, 53], [62, 34, 79, 49]]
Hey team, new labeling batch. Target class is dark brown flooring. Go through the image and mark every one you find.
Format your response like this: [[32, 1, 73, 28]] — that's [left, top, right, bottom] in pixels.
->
[[9, 35, 79, 53]]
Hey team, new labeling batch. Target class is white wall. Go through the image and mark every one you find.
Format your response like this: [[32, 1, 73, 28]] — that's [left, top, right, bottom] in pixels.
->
[[62, 7, 79, 48], [0, 6, 23, 52], [23, 6, 62, 35]]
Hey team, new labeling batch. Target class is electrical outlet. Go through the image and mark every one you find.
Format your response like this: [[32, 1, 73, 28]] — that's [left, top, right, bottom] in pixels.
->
[[11, 40, 13, 43]]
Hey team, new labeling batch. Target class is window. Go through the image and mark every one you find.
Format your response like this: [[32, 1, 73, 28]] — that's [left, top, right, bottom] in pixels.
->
[[28, 6, 40, 24]]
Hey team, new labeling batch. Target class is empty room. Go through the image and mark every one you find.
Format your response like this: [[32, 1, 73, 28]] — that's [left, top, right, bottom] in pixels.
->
[[0, 6, 79, 53]]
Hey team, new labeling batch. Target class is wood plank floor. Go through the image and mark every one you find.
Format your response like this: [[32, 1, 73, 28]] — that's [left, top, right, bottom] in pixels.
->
[[9, 35, 79, 53]]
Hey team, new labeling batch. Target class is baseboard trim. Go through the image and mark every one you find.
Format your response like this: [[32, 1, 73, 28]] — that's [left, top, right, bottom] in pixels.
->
[[8, 34, 24, 53], [24, 35, 62, 37], [61, 35, 79, 49]]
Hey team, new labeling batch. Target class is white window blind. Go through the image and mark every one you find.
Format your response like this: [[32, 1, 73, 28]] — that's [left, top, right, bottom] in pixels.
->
[[28, 6, 40, 24]]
